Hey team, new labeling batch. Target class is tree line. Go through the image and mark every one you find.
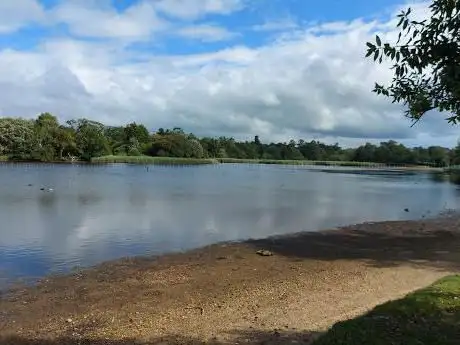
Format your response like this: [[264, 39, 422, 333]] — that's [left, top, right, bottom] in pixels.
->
[[1, 113, 459, 167]]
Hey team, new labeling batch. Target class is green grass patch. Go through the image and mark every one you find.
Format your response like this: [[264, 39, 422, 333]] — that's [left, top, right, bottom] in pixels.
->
[[0, 156, 8, 162], [217, 158, 312, 165], [445, 165, 460, 172], [313, 275, 460, 345], [218, 158, 386, 167], [91, 155, 218, 165], [310, 160, 384, 167]]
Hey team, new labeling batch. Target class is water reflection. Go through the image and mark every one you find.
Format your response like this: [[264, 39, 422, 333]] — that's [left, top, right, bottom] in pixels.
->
[[430, 172, 460, 185], [0, 163, 459, 287]]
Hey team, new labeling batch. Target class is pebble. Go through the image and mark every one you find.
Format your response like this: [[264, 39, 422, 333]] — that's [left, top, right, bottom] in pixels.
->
[[256, 250, 273, 256]]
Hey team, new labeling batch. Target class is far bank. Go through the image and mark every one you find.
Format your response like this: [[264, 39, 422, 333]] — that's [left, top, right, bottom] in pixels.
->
[[0, 154, 449, 170]]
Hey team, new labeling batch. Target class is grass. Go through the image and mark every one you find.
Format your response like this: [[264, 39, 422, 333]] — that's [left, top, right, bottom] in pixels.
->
[[217, 158, 315, 165], [445, 165, 460, 172], [217, 158, 439, 169], [218, 158, 385, 166], [91, 155, 218, 165], [90, 156, 444, 169], [313, 275, 460, 345], [0, 154, 446, 170]]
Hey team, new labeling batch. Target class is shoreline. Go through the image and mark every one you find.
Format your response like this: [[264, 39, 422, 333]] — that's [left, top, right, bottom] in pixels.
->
[[1, 216, 460, 344], [0, 156, 447, 171], [2, 211, 456, 292]]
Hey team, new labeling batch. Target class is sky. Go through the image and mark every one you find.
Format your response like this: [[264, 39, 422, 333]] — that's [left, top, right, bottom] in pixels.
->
[[0, 0, 458, 147]]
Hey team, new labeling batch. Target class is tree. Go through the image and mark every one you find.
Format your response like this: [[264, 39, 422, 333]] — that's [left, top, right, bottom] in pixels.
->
[[105, 126, 126, 154], [0, 118, 35, 158], [298, 140, 325, 160], [148, 130, 204, 158], [452, 141, 460, 165], [428, 145, 450, 166], [124, 122, 150, 144], [1, 114, 459, 165], [32, 112, 60, 161], [353, 143, 377, 162], [68, 119, 110, 160], [55, 126, 77, 160], [200, 137, 221, 158], [366, 0, 460, 124]]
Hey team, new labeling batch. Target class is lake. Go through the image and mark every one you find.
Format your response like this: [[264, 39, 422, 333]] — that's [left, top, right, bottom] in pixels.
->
[[0, 163, 459, 288]]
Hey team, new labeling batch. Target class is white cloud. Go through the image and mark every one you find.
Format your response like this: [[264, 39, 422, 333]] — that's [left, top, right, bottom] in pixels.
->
[[154, 0, 244, 19], [0, 0, 45, 33], [252, 18, 298, 32], [51, 1, 167, 39], [0, 0, 457, 147], [176, 24, 236, 41]]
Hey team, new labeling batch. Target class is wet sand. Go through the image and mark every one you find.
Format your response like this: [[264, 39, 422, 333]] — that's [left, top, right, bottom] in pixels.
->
[[1, 215, 460, 344]]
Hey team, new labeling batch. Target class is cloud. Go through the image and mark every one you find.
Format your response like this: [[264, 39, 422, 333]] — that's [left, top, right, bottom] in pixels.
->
[[0, 0, 45, 33], [175, 24, 237, 42], [0, 0, 457, 147], [51, 1, 167, 40], [154, 0, 245, 19], [252, 18, 298, 32]]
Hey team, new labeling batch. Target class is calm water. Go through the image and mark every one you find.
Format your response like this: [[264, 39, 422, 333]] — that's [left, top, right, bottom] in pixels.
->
[[1, 163, 459, 287]]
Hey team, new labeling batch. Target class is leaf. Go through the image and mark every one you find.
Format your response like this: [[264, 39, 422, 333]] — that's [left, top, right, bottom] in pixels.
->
[[365, 50, 373, 58], [403, 20, 408, 30], [376, 35, 381, 46], [374, 50, 379, 61]]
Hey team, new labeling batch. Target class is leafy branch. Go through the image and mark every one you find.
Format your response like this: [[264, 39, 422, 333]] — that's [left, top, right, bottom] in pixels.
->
[[366, 0, 460, 125]]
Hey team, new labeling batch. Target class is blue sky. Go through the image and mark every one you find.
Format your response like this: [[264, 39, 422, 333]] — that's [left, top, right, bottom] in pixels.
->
[[0, 0, 457, 147], [3, 0, 404, 53]]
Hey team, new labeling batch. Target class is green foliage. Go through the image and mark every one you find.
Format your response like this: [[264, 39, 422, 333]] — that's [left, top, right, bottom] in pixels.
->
[[148, 131, 205, 158], [0, 114, 458, 166], [68, 119, 110, 161], [124, 122, 150, 144], [105, 126, 125, 154], [366, 0, 460, 124], [313, 275, 460, 345], [0, 117, 35, 159], [451, 141, 460, 165], [31, 112, 60, 161]]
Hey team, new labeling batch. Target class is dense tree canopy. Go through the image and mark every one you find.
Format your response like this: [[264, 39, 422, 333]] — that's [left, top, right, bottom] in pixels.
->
[[366, 0, 460, 124], [0, 113, 459, 167], [0, 118, 35, 159]]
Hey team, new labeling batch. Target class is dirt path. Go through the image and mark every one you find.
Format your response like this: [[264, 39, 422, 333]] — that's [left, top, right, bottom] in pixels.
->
[[1, 216, 460, 344]]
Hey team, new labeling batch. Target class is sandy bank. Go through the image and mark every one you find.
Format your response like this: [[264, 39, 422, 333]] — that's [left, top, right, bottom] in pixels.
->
[[1, 216, 460, 344]]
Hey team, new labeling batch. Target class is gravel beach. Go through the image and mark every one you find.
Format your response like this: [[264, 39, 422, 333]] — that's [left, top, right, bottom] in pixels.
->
[[1, 215, 460, 344]]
